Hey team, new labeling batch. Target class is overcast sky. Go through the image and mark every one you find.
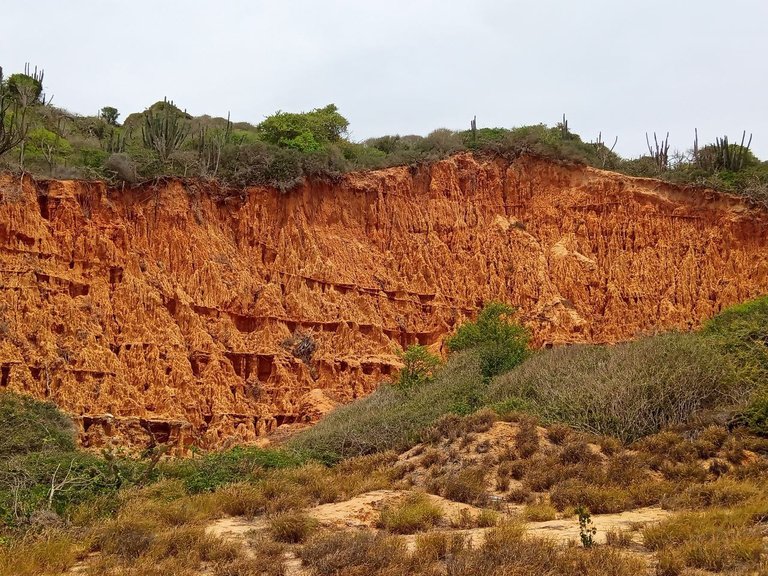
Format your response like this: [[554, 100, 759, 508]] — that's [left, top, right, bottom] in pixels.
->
[[3, 0, 767, 159]]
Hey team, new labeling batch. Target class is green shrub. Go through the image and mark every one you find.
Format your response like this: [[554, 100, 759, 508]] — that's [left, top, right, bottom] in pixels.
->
[[0, 393, 76, 457], [290, 353, 483, 459], [446, 302, 530, 380], [487, 332, 737, 442], [163, 447, 307, 493], [395, 344, 441, 390]]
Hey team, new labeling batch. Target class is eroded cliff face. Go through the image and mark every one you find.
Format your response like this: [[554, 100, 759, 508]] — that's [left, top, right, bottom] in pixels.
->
[[1, 154, 767, 450]]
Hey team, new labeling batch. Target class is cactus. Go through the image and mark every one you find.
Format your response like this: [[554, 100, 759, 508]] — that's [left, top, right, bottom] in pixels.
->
[[102, 127, 126, 153], [715, 131, 752, 171], [646, 131, 670, 172], [195, 112, 234, 176], [142, 97, 190, 163], [694, 129, 753, 172]]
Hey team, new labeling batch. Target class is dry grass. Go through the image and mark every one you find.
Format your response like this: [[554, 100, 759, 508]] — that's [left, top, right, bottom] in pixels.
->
[[414, 531, 469, 561], [446, 521, 645, 576], [644, 499, 768, 573], [605, 528, 633, 547], [378, 492, 443, 534], [268, 511, 318, 543], [427, 466, 488, 505], [299, 530, 408, 575], [549, 480, 632, 514], [663, 478, 761, 510], [0, 530, 83, 576], [523, 501, 558, 521], [515, 416, 540, 458], [475, 508, 500, 528]]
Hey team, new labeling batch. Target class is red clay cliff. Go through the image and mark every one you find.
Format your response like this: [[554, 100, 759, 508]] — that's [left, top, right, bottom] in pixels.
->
[[1, 153, 766, 449]]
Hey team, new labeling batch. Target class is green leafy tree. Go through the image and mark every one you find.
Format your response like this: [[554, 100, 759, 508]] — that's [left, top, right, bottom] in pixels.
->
[[6, 72, 43, 108], [446, 302, 530, 380], [99, 106, 120, 126], [0, 67, 28, 157], [257, 104, 349, 152], [396, 344, 441, 390]]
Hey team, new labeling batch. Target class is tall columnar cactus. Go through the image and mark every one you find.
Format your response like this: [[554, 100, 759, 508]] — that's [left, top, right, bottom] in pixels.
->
[[646, 131, 670, 172], [142, 98, 190, 163], [715, 131, 753, 171], [694, 129, 753, 172]]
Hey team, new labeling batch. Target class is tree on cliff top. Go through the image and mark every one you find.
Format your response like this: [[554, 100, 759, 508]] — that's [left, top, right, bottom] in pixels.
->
[[0, 68, 27, 157], [257, 104, 349, 152]]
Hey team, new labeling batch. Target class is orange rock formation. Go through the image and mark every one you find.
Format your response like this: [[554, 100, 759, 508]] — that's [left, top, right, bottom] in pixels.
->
[[1, 153, 767, 450]]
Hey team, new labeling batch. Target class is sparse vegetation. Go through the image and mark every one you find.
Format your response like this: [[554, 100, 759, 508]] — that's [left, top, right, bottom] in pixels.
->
[[1, 62, 764, 204], [378, 492, 443, 533], [268, 511, 317, 543]]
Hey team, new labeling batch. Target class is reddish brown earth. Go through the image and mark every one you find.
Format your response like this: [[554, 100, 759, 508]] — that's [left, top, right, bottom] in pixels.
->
[[1, 153, 767, 450]]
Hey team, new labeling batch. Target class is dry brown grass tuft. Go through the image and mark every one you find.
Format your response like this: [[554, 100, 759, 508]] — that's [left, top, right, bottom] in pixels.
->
[[663, 478, 760, 510], [549, 480, 632, 514], [268, 510, 318, 543], [605, 528, 633, 547], [414, 531, 469, 561], [546, 423, 573, 445], [515, 416, 540, 458], [463, 408, 497, 433], [644, 501, 767, 573], [446, 520, 644, 576], [428, 466, 488, 505], [523, 501, 558, 522], [378, 492, 443, 534], [299, 530, 407, 575], [0, 530, 84, 576], [505, 486, 534, 504]]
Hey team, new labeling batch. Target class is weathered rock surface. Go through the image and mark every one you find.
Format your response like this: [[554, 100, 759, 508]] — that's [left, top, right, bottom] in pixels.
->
[[1, 153, 767, 449]]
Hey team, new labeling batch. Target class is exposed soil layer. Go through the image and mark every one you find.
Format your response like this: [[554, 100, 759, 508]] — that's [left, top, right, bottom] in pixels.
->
[[1, 154, 767, 449]]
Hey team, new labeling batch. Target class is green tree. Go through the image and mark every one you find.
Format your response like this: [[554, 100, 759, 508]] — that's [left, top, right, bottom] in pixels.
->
[[99, 106, 120, 126], [396, 344, 441, 390], [257, 104, 349, 152], [0, 67, 28, 157], [446, 302, 530, 380]]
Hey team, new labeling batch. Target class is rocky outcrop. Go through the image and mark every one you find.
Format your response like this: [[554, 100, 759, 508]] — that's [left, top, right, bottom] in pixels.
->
[[1, 153, 767, 450]]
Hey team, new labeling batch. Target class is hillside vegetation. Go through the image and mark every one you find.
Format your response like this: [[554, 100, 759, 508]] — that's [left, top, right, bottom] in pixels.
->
[[1, 64, 767, 203], [294, 297, 768, 459], [1, 298, 768, 575]]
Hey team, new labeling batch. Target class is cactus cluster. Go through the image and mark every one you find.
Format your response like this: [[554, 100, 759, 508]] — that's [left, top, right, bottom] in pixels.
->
[[141, 97, 190, 163], [646, 132, 670, 172], [693, 129, 753, 172]]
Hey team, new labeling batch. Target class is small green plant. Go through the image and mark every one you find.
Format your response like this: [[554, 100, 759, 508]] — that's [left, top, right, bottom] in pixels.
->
[[446, 302, 530, 380], [576, 506, 597, 548], [395, 344, 441, 390]]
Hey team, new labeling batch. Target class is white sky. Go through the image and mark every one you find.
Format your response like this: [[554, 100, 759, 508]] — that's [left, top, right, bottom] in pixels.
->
[[3, 0, 767, 159]]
